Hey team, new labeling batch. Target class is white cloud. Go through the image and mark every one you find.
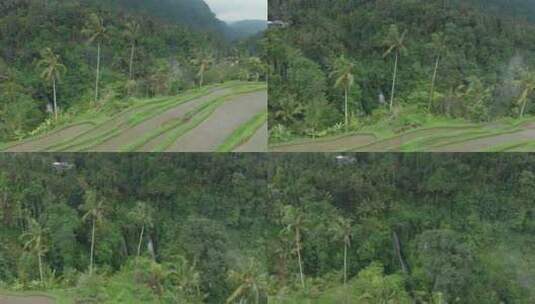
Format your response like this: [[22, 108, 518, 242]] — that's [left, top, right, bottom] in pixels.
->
[[204, 0, 267, 22]]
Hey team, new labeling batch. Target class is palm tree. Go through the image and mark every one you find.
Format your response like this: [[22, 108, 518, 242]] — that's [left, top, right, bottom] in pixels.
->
[[124, 19, 140, 81], [80, 190, 105, 275], [226, 258, 269, 304], [37, 48, 66, 120], [428, 32, 446, 111], [515, 69, 535, 118], [128, 201, 154, 257], [383, 25, 408, 112], [281, 205, 307, 289], [330, 55, 355, 132], [191, 51, 214, 88], [164, 256, 204, 302], [329, 216, 353, 287], [82, 13, 108, 104], [20, 218, 48, 284]]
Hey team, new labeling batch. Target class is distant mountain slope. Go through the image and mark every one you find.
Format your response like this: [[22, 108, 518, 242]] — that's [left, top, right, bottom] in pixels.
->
[[94, 0, 266, 40], [93, 0, 227, 33], [227, 20, 268, 40]]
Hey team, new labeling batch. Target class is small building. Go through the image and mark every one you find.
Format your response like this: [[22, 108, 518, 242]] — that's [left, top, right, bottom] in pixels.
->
[[268, 20, 290, 28]]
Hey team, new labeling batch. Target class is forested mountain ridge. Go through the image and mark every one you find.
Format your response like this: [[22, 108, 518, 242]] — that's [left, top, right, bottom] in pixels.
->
[[0, 0, 267, 143], [92, 0, 228, 33], [267, 0, 535, 141]]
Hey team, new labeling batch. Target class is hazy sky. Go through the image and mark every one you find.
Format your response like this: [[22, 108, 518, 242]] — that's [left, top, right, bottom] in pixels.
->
[[204, 0, 267, 22]]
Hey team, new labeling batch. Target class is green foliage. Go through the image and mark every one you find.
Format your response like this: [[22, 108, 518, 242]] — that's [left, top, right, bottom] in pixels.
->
[[353, 262, 410, 304], [0, 154, 534, 303]]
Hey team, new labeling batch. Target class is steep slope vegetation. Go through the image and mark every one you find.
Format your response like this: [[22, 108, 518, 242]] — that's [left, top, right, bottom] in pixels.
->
[[267, 0, 535, 142], [1, 154, 534, 303]]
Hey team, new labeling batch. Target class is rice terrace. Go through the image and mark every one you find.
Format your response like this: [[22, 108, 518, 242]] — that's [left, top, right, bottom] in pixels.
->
[[1, 82, 267, 152], [270, 118, 535, 152]]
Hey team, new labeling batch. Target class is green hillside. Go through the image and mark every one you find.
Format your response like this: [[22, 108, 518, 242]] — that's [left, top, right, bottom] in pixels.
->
[[0, 154, 534, 303], [0, 0, 267, 144], [228, 20, 268, 40], [267, 0, 535, 145]]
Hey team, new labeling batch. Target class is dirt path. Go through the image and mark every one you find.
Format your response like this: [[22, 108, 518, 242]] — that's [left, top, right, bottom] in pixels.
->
[[234, 122, 267, 152], [0, 294, 55, 304], [90, 89, 233, 151], [166, 91, 267, 152], [4, 124, 93, 152], [433, 128, 535, 152]]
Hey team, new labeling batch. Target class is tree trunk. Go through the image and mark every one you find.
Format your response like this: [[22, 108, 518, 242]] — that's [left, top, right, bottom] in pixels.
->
[[344, 87, 349, 132], [38, 253, 44, 284], [343, 242, 347, 285], [429, 55, 440, 112], [199, 69, 204, 88], [520, 100, 527, 118], [390, 52, 398, 112], [296, 229, 305, 289], [52, 77, 58, 120], [344, 242, 349, 304], [90, 217, 96, 275], [129, 43, 135, 80], [95, 42, 101, 104], [520, 90, 528, 118], [137, 224, 144, 257]]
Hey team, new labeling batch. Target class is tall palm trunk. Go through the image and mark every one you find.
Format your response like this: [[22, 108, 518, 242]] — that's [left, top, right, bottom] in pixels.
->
[[90, 217, 95, 274], [296, 228, 305, 289], [429, 55, 440, 111], [520, 89, 529, 118], [38, 253, 44, 284], [343, 242, 347, 285], [129, 43, 135, 80], [520, 99, 527, 118], [390, 52, 398, 112], [95, 42, 101, 104], [199, 67, 204, 88], [344, 87, 349, 132], [343, 242, 348, 304], [137, 224, 144, 257], [52, 77, 58, 120]]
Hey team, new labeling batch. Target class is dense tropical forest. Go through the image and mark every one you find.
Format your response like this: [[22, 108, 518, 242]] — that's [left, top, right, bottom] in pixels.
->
[[267, 0, 535, 142], [0, 153, 534, 303], [0, 0, 267, 143]]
